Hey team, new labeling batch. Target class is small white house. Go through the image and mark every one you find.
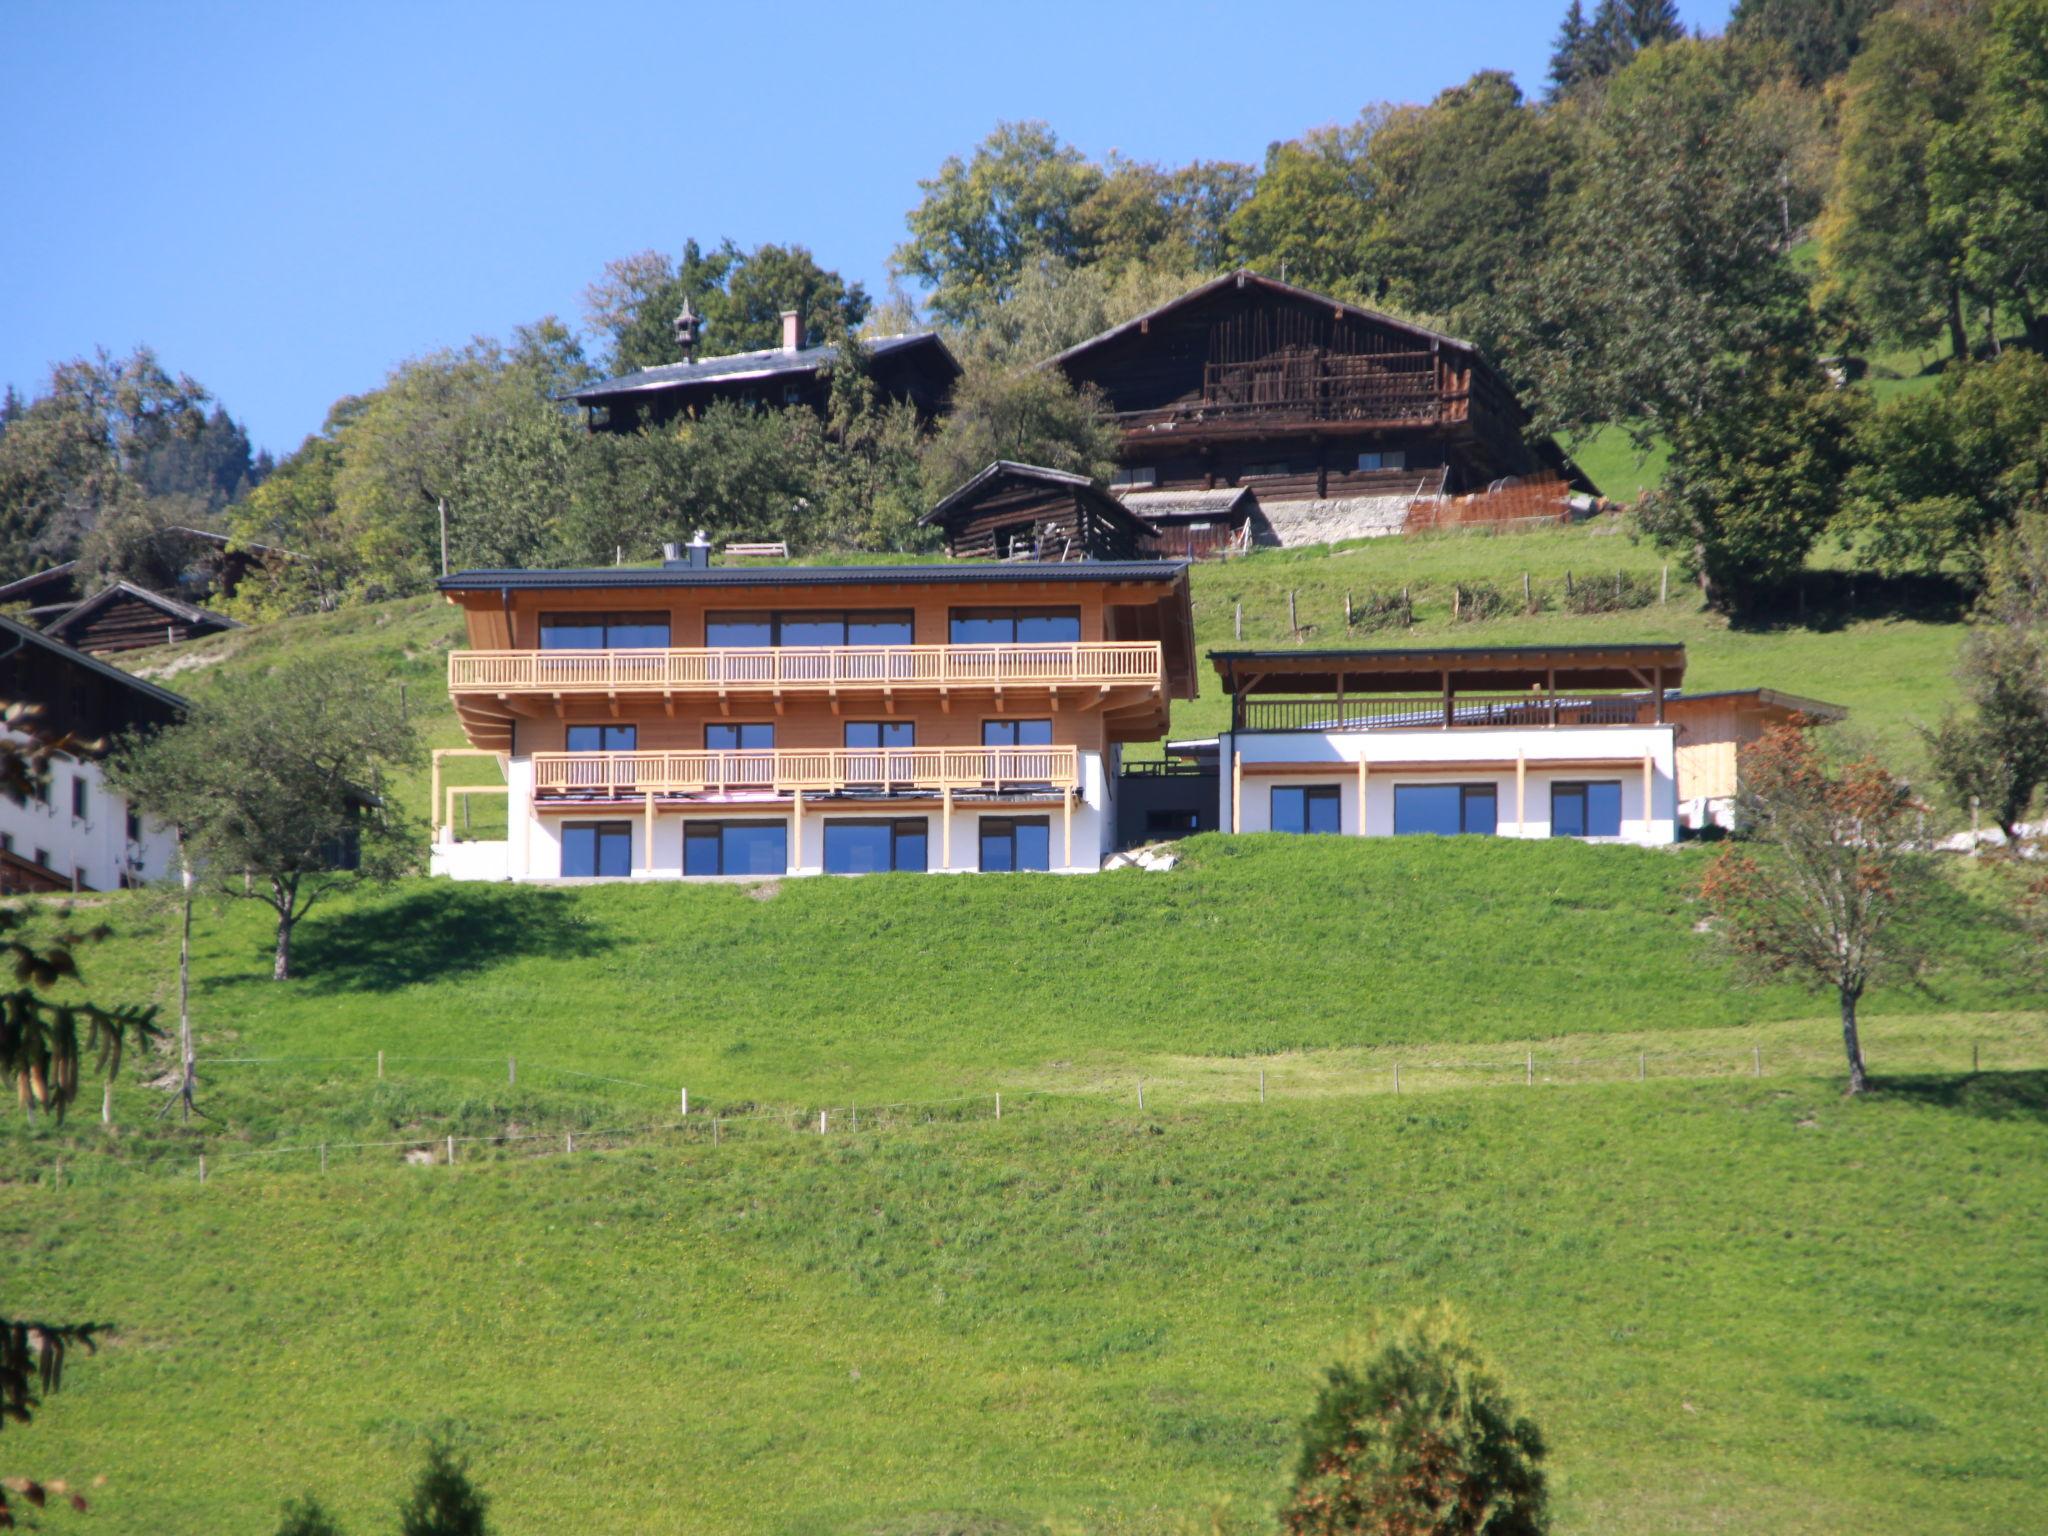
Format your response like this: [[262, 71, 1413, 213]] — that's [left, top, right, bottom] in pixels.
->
[[1210, 644, 1844, 844], [0, 615, 183, 891]]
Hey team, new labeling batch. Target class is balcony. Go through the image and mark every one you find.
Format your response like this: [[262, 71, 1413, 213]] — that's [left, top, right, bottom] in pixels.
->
[[450, 643, 1164, 699], [1116, 352, 1459, 433], [531, 746, 1081, 799], [1235, 693, 1659, 733]]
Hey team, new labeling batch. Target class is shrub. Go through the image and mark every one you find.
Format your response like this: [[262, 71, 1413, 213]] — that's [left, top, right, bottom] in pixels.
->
[[398, 1441, 490, 1536], [1347, 588, 1415, 632], [275, 1497, 345, 1536], [1449, 583, 1512, 622], [1561, 569, 1660, 614], [1280, 1307, 1547, 1536]]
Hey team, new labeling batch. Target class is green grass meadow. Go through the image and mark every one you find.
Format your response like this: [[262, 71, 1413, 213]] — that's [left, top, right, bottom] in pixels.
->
[[9, 517, 2023, 1532]]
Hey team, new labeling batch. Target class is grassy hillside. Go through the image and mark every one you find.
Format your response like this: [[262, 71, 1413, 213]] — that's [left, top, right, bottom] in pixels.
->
[[8, 1078, 2046, 1534], [123, 520, 1970, 815], [13, 839, 2031, 1154]]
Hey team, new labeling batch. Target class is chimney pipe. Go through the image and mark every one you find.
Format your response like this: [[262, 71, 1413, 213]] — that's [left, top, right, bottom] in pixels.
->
[[780, 309, 803, 352], [687, 529, 711, 571]]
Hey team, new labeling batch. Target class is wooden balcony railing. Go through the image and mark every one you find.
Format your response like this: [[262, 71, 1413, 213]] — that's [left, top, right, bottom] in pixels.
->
[[1235, 694, 1656, 733], [450, 643, 1163, 695], [532, 746, 1081, 798], [1117, 353, 1456, 430]]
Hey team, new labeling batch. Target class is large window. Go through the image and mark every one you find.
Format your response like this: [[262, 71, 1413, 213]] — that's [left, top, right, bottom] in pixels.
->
[[705, 611, 913, 647], [980, 817, 1051, 872], [1552, 781, 1623, 839], [539, 612, 670, 649], [949, 607, 1081, 644], [844, 721, 914, 749], [561, 821, 632, 877], [1393, 784, 1498, 837], [683, 821, 788, 876], [566, 724, 637, 752], [1271, 785, 1341, 835], [823, 819, 928, 874], [70, 777, 88, 819], [705, 723, 774, 751], [982, 719, 1053, 747]]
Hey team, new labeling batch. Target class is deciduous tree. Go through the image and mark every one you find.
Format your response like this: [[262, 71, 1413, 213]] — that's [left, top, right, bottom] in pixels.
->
[[1697, 722, 1929, 1094], [1226, 115, 1385, 302], [106, 658, 422, 981]]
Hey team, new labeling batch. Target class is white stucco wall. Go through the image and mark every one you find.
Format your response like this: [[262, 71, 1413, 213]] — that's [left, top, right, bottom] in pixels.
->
[[0, 745, 178, 889], [461, 750, 1111, 880], [1222, 726, 1679, 845]]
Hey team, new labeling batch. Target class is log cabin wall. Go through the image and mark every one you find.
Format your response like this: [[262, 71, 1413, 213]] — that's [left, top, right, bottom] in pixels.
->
[[53, 592, 234, 654], [930, 479, 1149, 561]]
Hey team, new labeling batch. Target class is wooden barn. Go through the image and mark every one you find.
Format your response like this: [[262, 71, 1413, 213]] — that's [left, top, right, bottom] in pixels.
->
[[43, 581, 240, 654], [568, 309, 960, 434], [921, 462, 1156, 562], [1048, 269, 1589, 505]]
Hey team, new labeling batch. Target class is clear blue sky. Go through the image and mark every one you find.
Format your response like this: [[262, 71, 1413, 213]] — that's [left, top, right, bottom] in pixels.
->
[[2, 0, 1734, 458]]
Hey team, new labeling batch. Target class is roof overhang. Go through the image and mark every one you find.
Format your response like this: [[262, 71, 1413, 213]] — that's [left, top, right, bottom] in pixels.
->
[[1210, 643, 1688, 696], [438, 560, 1193, 593]]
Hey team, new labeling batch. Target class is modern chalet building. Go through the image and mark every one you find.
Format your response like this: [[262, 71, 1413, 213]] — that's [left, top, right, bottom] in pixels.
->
[[0, 614, 184, 891], [566, 308, 960, 433], [1048, 270, 1588, 546], [431, 541, 1196, 879], [1203, 644, 1842, 842]]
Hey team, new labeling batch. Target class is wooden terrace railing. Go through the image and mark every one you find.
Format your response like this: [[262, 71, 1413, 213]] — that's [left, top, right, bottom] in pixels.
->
[[1117, 353, 1455, 430], [450, 643, 1163, 694], [532, 746, 1081, 798], [1235, 694, 1657, 733]]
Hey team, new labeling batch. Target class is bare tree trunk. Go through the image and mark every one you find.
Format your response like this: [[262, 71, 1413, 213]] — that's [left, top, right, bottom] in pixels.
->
[[1840, 985, 1869, 1095], [175, 841, 198, 1121], [273, 910, 292, 981], [1947, 285, 1970, 362]]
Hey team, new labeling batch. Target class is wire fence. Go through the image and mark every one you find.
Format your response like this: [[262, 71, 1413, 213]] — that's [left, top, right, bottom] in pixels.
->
[[25, 1029, 2042, 1192]]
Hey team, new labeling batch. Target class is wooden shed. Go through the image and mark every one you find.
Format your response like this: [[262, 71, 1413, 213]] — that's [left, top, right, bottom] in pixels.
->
[[43, 581, 240, 654], [921, 462, 1156, 562]]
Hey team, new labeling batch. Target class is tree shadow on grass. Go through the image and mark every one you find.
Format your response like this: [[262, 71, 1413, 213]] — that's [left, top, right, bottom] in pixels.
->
[[1727, 570, 1972, 635], [287, 884, 611, 994], [1869, 1071, 2048, 1124]]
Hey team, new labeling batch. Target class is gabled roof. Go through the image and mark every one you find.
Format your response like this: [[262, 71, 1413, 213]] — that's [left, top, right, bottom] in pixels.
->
[[44, 581, 242, 642], [0, 612, 189, 715], [0, 560, 80, 606], [1047, 268, 1482, 373], [565, 332, 959, 405], [918, 461, 1154, 539]]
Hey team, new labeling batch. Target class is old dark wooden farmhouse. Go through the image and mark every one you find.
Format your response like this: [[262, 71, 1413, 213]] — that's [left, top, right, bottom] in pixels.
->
[[1048, 270, 1589, 506], [44, 581, 240, 654], [568, 308, 960, 433], [922, 462, 1155, 562]]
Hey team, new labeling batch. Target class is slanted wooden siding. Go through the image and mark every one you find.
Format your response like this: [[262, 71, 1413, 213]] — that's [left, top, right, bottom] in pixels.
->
[[57, 593, 232, 654]]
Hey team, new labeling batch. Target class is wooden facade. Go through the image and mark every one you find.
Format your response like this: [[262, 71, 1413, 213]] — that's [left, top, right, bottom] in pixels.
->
[[435, 560, 1196, 877], [44, 582, 240, 654], [570, 333, 960, 434], [921, 462, 1155, 562], [1050, 270, 1589, 501]]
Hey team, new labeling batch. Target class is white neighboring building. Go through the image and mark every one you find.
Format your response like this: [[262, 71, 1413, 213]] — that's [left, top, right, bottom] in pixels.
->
[[1210, 644, 1844, 844], [0, 615, 183, 892]]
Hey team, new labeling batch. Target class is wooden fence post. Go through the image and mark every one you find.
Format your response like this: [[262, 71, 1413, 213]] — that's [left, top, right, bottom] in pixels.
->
[[680, 1087, 689, 1118], [197, 1154, 205, 1185], [446, 1134, 455, 1165], [1526, 1051, 1533, 1086], [1137, 1078, 1145, 1111], [1259, 1067, 1266, 1105], [1660, 563, 1669, 604], [1638, 1053, 1645, 1082], [508, 1056, 516, 1086], [994, 1092, 1001, 1120], [320, 1143, 328, 1173], [377, 1049, 384, 1080], [1393, 1063, 1401, 1094], [1753, 1046, 1762, 1077], [566, 1131, 574, 1154], [1973, 1042, 1980, 1073], [1234, 602, 1242, 640], [819, 1109, 828, 1135], [1288, 589, 1298, 636], [101, 1080, 111, 1125]]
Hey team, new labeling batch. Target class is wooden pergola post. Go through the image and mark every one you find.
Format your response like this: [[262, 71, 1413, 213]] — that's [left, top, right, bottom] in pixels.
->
[[1355, 756, 1367, 837], [792, 789, 804, 872], [1441, 669, 1453, 729], [430, 752, 443, 842], [642, 791, 655, 874], [1062, 791, 1073, 870], [1641, 755, 1654, 839], [1516, 751, 1527, 835], [1231, 750, 1242, 832]]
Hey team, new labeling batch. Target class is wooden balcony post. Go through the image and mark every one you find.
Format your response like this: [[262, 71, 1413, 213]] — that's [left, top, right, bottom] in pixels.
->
[[941, 785, 952, 870], [1356, 757, 1368, 837], [1441, 670, 1453, 730], [430, 751, 442, 842], [642, 791, 655, 875], [1516, 751, 1527, 835], [1641, 754, 1654, 839], [792, 789, 804, 869], [1062, 790, 1073, 870]]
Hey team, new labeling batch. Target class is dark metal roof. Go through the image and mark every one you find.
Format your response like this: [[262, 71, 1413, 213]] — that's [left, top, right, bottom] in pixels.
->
[[0, 612, 191, 713], [439, 560, 1191, 592], [564, 332, 957, 404]]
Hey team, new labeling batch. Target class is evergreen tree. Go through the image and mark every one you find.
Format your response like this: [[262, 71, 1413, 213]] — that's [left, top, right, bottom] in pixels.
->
[[397, 1442, 489, 1536], [1547, 1, 1593, 97], [1622, 0, 1684, 49]]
